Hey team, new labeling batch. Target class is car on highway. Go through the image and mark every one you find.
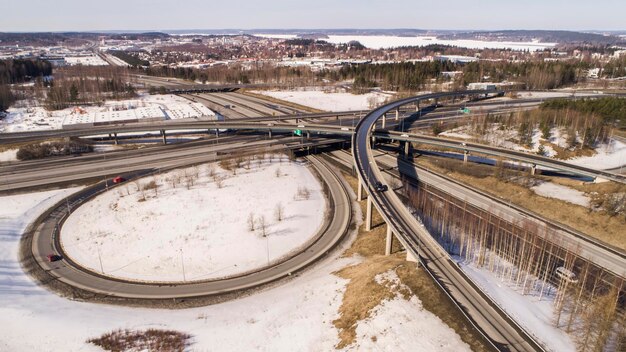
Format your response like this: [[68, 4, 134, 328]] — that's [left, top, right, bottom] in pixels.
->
[[112, 176, 126, 184], [46, 254, 62, 262], [375, 182, 388, 192]]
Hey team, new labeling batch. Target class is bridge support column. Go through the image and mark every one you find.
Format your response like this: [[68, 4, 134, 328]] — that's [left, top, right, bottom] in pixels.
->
[[161, 130, 167, 145], [395, 108, 400, 121], [385, 225, 393, 255], [463, 150, 469, 163], [113, 132, 118, 145], [381, 113, 386, 129], [268, 129, 272, 139], [404, 141, 410, 156], [365, 196, 373, 231], [357, 178, 364, 201], [530, 164, 536, 175], [306, 131, 310, 140]]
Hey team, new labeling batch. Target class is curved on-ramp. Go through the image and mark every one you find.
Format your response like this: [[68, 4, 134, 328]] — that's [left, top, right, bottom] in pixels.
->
[[25, 155, 351, 302], [352, 90, 546, 352]]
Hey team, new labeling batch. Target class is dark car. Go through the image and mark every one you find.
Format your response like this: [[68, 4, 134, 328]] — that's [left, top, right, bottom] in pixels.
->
[[46, 254, 62, 262], [375, 182, 388, 192], [112, 176, 126, 184]]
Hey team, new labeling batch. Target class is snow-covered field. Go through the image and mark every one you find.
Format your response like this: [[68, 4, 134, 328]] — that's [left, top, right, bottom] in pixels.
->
[[531, 182, 590, 207], [253, 89, 393, 111], [62, 157, 326, 282], [323, 35, 556, 51], [254, 34, 555, 51], [0, 177, 471, 351], [0, 94, 215, 133], [64, 55, 109, 66]]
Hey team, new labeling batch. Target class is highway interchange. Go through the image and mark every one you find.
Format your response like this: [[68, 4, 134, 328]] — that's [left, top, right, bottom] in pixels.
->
[[2, 88, 625, 351]]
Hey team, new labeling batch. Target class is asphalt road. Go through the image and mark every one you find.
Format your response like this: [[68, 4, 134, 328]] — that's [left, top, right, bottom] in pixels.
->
[[29, 155, 351, 300], [352, 90, 545, 351], [0, 135, 346, 192]]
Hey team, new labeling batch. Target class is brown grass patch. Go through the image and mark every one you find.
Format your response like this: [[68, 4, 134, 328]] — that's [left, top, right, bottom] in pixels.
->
[[416, 157, 626, 250]]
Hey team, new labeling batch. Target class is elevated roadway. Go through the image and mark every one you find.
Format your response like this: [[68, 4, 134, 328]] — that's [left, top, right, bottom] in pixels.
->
[[352, 90, 545, 351]]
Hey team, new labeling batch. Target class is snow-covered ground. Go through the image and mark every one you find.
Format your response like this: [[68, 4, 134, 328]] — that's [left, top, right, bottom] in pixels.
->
[[323, 35, 556, 51], [0, 94, 215, 133], [62, 157, 326, 282], [350, 271, 470, 351], [531, 182, 590, 207], [0, 148, 17, 162], [0, 178, 471, 351], [253, 88, 393, 111], [440, 125, 626, 171], [64, 55, 109, 66], [565, 138, 626, 170]]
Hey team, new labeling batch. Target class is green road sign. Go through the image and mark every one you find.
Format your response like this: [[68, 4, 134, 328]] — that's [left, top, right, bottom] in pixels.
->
[[463, 108, 471, 114], [294, 129, 302, 136]]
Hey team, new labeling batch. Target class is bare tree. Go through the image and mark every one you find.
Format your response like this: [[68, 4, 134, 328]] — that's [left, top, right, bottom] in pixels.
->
[[247, 212, 255, 231], [214, 175, 225, 189], [257, 215, 267, 237], [295, 186, 311, 200], [274, 203, 284, 222]]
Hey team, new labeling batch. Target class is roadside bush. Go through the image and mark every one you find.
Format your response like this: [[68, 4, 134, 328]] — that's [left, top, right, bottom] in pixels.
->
[[87, 329, 192, 352], [16, 140, 93, 160]]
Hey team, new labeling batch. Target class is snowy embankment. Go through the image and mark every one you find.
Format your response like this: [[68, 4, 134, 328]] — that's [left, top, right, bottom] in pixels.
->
[[0, 148, 17, 162], [252, 89, 393, 111], [1, 177, 471, 351], [440, 125, 626, 170], [460, 262, 575, 352], [62, 156, 326, 282]]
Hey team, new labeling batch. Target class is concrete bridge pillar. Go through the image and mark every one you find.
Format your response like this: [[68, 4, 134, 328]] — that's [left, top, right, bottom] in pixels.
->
[[365, 196, 373, 231], [357, 177, 365, 201], [395, 108, 400, 121], [161, 130, 167, 145], [385, 225, 393, 255], [268, 129, 272, 139], [530, 164, 536, 175], [306, 131, 310, 140], [463, 150, 469, 163], [404, 141, 410, 156], [381, 113, 386, 129], [113, 132, 118, 145], [416, 102, 420, 112]]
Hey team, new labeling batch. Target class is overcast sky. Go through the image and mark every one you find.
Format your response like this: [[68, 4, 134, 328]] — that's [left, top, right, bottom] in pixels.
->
[[2, 0, 625, 32]]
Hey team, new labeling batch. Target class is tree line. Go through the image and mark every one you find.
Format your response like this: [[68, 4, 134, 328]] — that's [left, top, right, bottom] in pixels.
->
[[0, 59, 52, 111]]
